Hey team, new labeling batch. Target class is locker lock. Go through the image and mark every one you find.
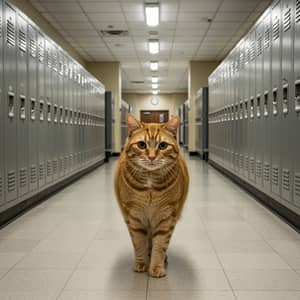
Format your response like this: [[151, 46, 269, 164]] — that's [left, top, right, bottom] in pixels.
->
[[30, 98, 36, 121], [20, 95, 26, 120], [295, 81, 300, 113], [250, 98, 254, 119], [272, 89, 278, 116], [282, 85, 289, 115]]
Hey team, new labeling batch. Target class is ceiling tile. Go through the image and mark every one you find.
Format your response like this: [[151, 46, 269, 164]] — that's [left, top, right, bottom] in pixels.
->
[[178, 12, 215, 22], [30, 1, 47, 12], [214, 12, 249, 22], [87, 13, 125, 22], [67, 29, 99, 37], [54, 13, 88, 22], [58, 22, 94, 30], [81, 2, 122, 13], [92, 21, 128, 30], [42, 2, 82, 12], [180, 0, 222, 12], [121, 2, 144, 12], [124, 12, 145, 22], [219, 0, 260, 12]]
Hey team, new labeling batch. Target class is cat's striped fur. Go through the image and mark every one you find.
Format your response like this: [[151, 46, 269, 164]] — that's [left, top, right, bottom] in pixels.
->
[[114, 114, 189, 277]]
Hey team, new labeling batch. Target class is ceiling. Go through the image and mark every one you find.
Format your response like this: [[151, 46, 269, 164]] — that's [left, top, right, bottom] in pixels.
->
[[30, 0, 272, 93]]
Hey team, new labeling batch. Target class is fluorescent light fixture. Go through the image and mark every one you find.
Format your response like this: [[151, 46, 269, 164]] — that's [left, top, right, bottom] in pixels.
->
[[152, 83, 158, 89], [151, 76, 158, 83], [152, 90, 158, 95], [150, 61, 158, 71], [145, 4, 159, 27], [148, 39, 159, 54]]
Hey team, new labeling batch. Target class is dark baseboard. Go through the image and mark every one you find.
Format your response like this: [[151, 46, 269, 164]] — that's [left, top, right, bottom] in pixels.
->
[[209, 159, 300, 232], [112, 152, 120, 157], [189, 151, 199, 156], [0, 159, 105, 228]]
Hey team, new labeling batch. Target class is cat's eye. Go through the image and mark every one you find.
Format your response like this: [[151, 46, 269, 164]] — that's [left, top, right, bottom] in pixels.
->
[[158, 142, 168, 150], [137, 141, 147, 149]]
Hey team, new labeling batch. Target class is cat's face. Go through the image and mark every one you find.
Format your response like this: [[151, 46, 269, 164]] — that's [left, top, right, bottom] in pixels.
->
[[125, 115, 180, 171]]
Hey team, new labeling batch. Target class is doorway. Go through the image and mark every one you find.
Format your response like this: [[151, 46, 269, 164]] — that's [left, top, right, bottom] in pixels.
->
[[140, 110, 169, 123]]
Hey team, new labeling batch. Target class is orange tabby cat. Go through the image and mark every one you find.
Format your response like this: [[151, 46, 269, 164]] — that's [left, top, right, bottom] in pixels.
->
[[114, 114, 189, 277]]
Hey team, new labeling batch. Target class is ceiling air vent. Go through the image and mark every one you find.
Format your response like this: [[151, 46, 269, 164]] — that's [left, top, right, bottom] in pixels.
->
[[100, 30, 129, 37], [131, 81, 144, 84]]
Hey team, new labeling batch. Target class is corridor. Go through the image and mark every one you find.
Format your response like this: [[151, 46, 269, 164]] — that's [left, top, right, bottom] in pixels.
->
[[0, 155, 299, 299]]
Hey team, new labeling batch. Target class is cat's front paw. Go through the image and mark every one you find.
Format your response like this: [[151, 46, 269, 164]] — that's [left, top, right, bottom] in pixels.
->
[[149, 265, 166, 278], [134, 262, 147, 273]]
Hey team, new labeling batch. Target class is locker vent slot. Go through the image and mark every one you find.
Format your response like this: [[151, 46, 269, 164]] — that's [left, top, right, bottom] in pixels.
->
[[30, 165, 37, 183], [39, 163, 44, 180], [256, 161, 262, 178], [294, 172, 300, 197], [296, 0, 300, 23], [273, 16, 280, 40], [29, 37, 36, 57], [283, 8, 291, 32], [282, 169, 290, 191], [245, 156, 249, 171], [18, 29, 26, 52], [38, 41, 44, 62], [250, 157, 255, 174], [257, 35, 262, 56], [47, 47, 51, 68], [6, 17, 15, 47], [250, 40, 255, 61], [53, 159, 58, 175], [52, 51, 57, 71], [19, 168, 27, 188], [47, 161, 52, 177], [264, 163, 270, 182], [272, 166, 279, 186], [239, 155, 243, 169], [264, 27, 270, 49], [0, 176, 3, 198], [7, 171, 16, 192]]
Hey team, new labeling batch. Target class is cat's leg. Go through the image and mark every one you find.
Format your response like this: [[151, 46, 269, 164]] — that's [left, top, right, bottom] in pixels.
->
[[149, 215, 176, 278], [127, 216, 149, 273]]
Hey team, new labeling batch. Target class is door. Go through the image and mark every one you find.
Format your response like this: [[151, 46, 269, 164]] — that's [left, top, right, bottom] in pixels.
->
[[140, 110, 169, 123]]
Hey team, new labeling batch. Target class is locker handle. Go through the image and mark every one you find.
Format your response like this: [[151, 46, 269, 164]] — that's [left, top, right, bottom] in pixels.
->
[[264, 93, 269, 117], [272, 90, 278, 116], [47, 103, 51, 122], [282, 86, 289, 115], [250, 98, 254, 119], [30, 98, 36, 121], [20, 95, 26, 120], [8, 92, 15, 118], [39, 101, 44, 121], [295, 82, 300, 113], [54, 105, 58, 123]]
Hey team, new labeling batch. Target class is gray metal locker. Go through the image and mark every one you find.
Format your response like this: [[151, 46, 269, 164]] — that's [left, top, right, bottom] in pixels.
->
[[37, 31, 46, 188], [281, 0, 294, 202], [16, 13, 29, 197], [271, 0, 282, 196], [293, 0, 300, 206], [0, 1, 4, 205], [28, 24, 38, 193], [262, 10, 272, 193], [255, 19, 264, 188], [248, 29, 256, 182], [4, 2, 18, 201], [45, 39, 53, 183]]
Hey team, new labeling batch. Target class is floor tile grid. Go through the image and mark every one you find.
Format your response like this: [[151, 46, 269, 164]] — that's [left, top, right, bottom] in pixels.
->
[[54, 213, 108, 300]]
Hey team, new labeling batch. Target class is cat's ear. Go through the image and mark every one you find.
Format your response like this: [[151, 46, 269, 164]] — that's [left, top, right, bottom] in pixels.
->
[[164, 116, 180, 138], [127, 114, 142, 134]]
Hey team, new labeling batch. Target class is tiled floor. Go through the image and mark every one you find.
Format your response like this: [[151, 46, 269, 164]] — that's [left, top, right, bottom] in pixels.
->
[[0, 154, 299, 300]]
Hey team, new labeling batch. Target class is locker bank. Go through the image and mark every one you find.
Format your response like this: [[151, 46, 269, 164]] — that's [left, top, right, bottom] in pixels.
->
[[0, 0, 299, 299]]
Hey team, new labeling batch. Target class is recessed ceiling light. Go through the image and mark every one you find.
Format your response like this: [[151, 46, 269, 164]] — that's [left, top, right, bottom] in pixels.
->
[[145, 4, 159, 27], [152, 83, 158, 89], [150, 61, 158, 71], [152, 90, 158, 95], [148, 39, 159, 54], [151, 76, 158, 83]]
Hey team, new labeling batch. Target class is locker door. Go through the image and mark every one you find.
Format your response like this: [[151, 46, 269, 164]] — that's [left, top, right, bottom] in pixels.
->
[[239, 42, 245, 177], [255, 21, 264, 188], [37, 32, 46, 188], [28, 25, 38, 193], [281, 0, 294, 202], [45, 39, 53, 183], [262, 11, 272, 193], [4, 3, 18, 201], [0, 1, 4, 206], [271, 0, 282, 196], [16, 13, 28, 197], [293, 0, 300, 207], [248, 29, 256, 182]]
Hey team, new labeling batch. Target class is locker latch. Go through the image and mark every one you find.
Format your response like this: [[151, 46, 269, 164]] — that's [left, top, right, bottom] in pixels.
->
[[30, 98, 36, 121], [250, 98, 254, 119], [60, 106, 64, 124], [244, 100, 248, 119], [264, 92, 269, 117], [239, 102, 243, 119], [39, 100, 44, 121], [8, 91, 15, 118], [47, 102, 51, 122], [272, 89, 278, 116], [295, 81, 300, 113], [70, 110, 73, 124], [54, 105, 58, 123], [20, 95, 26, 120], [256, 95, 261, 118], [65, 108, 69, 124], [282, 85, 289, 115]]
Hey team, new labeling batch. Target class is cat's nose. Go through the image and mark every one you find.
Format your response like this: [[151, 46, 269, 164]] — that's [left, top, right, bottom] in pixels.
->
[[149, 156, 156, 162]]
